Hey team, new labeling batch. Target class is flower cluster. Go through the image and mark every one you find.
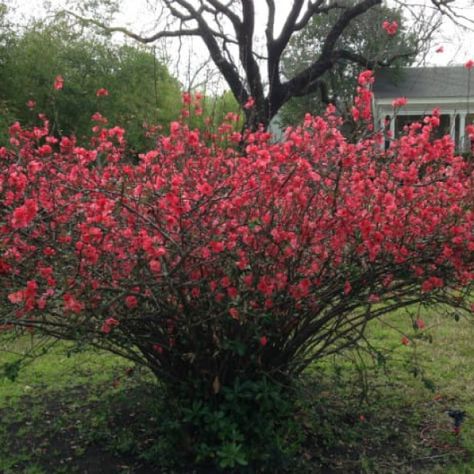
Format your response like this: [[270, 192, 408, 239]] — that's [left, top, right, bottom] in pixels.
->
[[392, 97, 408, 108], [382, 20, 399, 36]]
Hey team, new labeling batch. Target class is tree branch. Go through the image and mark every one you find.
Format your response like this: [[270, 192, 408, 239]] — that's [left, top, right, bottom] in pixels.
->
[[65, 10, 201, 43], [320, 0, 382, 59], [293, 0, 327, 32], [265, 0, 276, 42], [283, 0, 381, 101], [333, 48, 417, 68], [206, 0, 241, 28]]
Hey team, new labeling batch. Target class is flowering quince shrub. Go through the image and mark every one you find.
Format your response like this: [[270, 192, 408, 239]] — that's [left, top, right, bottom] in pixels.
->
[[0, 71, 473, 468]]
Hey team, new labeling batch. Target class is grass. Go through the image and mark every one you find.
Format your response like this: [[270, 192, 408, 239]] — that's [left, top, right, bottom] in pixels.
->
[[0, 307, 472, 473], [0, 336, 132, 408], [305, 307, 474, 473]]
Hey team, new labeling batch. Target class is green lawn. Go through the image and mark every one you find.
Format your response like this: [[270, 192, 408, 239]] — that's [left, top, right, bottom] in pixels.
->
[[308, 307, 474, 473], [0, 307, 472, 473]]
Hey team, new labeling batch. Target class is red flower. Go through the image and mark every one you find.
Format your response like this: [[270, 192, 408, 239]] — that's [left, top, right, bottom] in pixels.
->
[[54, 75, 64, 90], [101, 317, 119, 334], [8, 290, 24, 304], [351, 106, 360, 122], [259, 336, 268, 347], [435, 45, 444, 53], [244, 97, 255, 109], [63, 293, 84, 314], [401, 336, 410, 346], [11, 199, 38, 229], [368, 294, 380, 303], [125, 295, 138, 309], [415, 319, 426, 330], [210, 241, 225, 253], [197, 182, 213, 197], [96, 88, 109, 97], [465, 59, 474, 70], [182, 92, 192, 105], [421, 277, 444, 293], [382, 20, 398, 36], [26, 100, 36, 110], [149, 259, 161, 273], [392, 97, 407, 108], [358, 70, 374, 86], [91, 112, 108, 123]]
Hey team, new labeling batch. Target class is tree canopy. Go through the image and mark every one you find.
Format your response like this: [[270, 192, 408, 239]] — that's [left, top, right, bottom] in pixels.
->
[[279, 4, 420, 126], [0, 18, 182, 151]]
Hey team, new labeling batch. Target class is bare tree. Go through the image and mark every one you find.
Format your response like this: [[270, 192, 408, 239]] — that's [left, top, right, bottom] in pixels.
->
[[64, 0, 459, 130]]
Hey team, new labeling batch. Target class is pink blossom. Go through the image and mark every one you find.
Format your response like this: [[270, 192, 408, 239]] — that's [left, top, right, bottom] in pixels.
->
[[101, 317, 119, 334], [358, 70, 374, 86], [153, 344, 164, 354], [54, 75, 64, 90], [63, 293, 84, 313], [244, 97, 255, 109], [125, 295, 138, 309], [11, 199, 38, 229], [382, 20, 398, 36], [415, 319, 426, 330], [96, 88, 109, 97], [8, 290, 24, 304], [392, 97, 407, 108]]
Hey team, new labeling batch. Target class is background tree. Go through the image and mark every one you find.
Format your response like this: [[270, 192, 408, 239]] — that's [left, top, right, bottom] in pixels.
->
[[0, 18, 182, 152], [64, 0, 450, 130], [279, 4, 421, 126]]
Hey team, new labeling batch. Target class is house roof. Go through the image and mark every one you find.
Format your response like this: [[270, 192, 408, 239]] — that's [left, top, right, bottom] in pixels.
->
[[373, 66, 474, 99]]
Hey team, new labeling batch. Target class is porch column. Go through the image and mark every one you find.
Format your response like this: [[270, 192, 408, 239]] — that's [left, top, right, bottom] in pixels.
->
[[379, 116, 386, 150], [389, 114, 395, 138], [450, 114, 456, 142], [459, 112, 466, 152]]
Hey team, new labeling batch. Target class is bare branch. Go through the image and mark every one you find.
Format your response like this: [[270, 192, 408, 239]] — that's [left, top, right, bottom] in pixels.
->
[[274, 0, 305, 48], [320, 0, 382, 59], [293, 0, 328, 31], [65, 10, 200, 42], [265, 0, 276, 42], [206, 0, 241, 28]]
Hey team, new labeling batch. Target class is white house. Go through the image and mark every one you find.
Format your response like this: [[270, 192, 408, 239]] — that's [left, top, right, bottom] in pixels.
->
[[373, 66, 474, 152]]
